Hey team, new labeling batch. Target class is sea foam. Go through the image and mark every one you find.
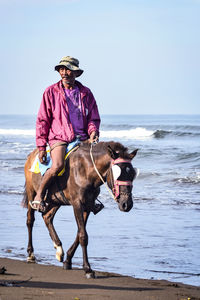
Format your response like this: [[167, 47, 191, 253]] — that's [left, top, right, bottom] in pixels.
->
[[0, 129, 35, 136], [100, 127, 154, 140], [0, 127, 154, 140]]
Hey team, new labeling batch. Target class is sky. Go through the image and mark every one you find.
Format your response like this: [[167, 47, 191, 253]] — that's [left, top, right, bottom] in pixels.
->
[[0, 0, 199, 115]]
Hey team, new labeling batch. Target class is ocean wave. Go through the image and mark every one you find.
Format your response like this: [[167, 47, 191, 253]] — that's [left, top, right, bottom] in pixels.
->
[[0, 128, 35, 136], [153, 129, 200, 138], [174, 174, 200, 185], [153, 130, 171, 138], [0, 190, 23, 195], [0, 127, 154, 140], [0, 126, 199, 140], [176, 152, 200, 163], [101, 127, 154, 140]]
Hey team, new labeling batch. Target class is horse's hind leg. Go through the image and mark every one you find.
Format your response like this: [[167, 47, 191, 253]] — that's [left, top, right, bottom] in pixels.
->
[[42, 206, 64, 262], [26, 195, 36, 263], [24, 151, 38, 262], [26, 185, 35, 262]]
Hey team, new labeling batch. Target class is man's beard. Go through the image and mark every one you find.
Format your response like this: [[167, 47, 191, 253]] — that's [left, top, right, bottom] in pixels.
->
[[62, 76, 75, 86]]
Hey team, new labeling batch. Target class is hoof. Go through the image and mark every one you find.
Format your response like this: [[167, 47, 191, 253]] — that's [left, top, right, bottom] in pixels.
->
[[63, 261, 72, 270], [27, 253, 36, 263], [86, 271, 95, 279]]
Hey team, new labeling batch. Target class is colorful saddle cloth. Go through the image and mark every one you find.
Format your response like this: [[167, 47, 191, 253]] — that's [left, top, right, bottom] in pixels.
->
[[30, 139, 80, 176]]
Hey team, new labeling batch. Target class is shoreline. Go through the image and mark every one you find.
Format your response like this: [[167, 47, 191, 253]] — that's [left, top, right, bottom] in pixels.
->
[[0, 257, 200, 300]]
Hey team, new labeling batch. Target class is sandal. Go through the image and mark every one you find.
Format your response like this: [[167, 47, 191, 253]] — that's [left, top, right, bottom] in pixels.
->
[[29, 200, 47, 213]]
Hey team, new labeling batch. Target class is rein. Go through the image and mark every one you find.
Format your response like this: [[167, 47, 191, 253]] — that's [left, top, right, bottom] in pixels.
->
[[90, 144, 117, 202]]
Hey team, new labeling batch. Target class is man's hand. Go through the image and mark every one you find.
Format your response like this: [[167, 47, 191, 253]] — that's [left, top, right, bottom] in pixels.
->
[[89, 131, 99, 144], [38, 150, 47, 164]]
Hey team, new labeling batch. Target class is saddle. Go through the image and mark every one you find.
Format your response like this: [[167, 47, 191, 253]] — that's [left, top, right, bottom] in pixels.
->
[[30, 139, 80, 176]]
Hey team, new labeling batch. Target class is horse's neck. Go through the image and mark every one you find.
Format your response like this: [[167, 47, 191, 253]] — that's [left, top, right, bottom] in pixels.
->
[[95, 151, 111, 178], [79, 142, 112, 177]]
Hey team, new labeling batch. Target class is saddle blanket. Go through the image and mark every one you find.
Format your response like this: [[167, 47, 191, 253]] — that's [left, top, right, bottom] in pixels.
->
[[30, 139, 80, 176]]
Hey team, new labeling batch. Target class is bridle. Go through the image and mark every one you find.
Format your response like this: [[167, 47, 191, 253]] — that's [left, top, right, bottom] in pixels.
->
[[110, 158, 133, 199], [90, 144, 133, 202]]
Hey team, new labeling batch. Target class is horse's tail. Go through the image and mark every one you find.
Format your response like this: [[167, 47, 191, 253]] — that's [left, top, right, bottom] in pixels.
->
[[21, 182, 28, 208]]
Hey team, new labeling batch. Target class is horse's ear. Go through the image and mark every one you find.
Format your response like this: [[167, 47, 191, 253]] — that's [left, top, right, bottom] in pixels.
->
[[107, 145, 119, 160], [129, 149, 139, 160]]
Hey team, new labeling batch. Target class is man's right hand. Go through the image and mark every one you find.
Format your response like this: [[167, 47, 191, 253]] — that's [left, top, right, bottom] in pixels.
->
[[89, 131, 99, 144], [38, 150, 47, 164]]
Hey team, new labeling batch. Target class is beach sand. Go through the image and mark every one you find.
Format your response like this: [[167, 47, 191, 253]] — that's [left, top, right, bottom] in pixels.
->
[[0, 257, 199, 300]]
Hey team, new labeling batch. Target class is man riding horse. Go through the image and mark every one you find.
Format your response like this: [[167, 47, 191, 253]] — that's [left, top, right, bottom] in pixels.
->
[[31, 56, 103, 214]]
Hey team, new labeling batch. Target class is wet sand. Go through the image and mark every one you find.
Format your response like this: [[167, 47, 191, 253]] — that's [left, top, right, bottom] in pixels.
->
[[0, 258, 200, 300]]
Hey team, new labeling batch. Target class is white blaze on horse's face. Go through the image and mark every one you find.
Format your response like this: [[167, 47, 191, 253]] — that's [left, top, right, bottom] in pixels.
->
[[112, 165, 121, 181]]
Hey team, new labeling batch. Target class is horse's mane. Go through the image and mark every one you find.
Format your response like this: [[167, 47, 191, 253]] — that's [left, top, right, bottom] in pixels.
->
[[80, 141, 131, 159]]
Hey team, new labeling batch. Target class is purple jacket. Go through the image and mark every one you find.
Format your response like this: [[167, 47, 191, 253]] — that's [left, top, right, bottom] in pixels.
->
[[36, 80, 100, 151]]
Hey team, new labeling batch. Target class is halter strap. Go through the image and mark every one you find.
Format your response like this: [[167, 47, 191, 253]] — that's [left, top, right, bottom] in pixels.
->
[[111, 157, 133, 198], [90, 144, 133, 201], [112, 158, 132, 165]]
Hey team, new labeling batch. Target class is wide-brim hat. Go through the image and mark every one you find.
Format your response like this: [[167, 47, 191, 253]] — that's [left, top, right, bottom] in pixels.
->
[[55, 56, 84, 77]]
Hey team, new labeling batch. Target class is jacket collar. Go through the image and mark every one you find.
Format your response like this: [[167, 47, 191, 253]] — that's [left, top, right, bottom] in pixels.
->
[[55, 80, 87, 97]]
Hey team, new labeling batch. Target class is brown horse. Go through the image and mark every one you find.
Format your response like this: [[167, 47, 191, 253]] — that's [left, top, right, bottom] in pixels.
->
[[22, 141, 138, 278]]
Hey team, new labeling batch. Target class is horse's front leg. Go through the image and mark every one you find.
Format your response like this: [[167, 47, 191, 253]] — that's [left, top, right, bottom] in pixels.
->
[[73, 204, 94, 278], [26, 205, 36, 262], [42, 205, 64, 262], [63, 210, 90, 270]]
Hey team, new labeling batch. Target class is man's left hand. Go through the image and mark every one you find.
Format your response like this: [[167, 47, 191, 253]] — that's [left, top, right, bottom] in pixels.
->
[[89, 131, 99, 144]]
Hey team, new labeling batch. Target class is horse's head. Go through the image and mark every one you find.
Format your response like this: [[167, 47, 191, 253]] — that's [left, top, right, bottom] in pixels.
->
[[107, 144, 138, 212]]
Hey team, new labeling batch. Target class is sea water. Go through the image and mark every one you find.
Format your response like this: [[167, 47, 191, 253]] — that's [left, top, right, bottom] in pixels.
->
[[0, 114, 199, 286]]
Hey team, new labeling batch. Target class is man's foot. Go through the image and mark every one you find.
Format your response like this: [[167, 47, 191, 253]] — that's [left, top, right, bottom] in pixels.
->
[[29, 200, 47, 213], [92, 202, 104, 215]]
